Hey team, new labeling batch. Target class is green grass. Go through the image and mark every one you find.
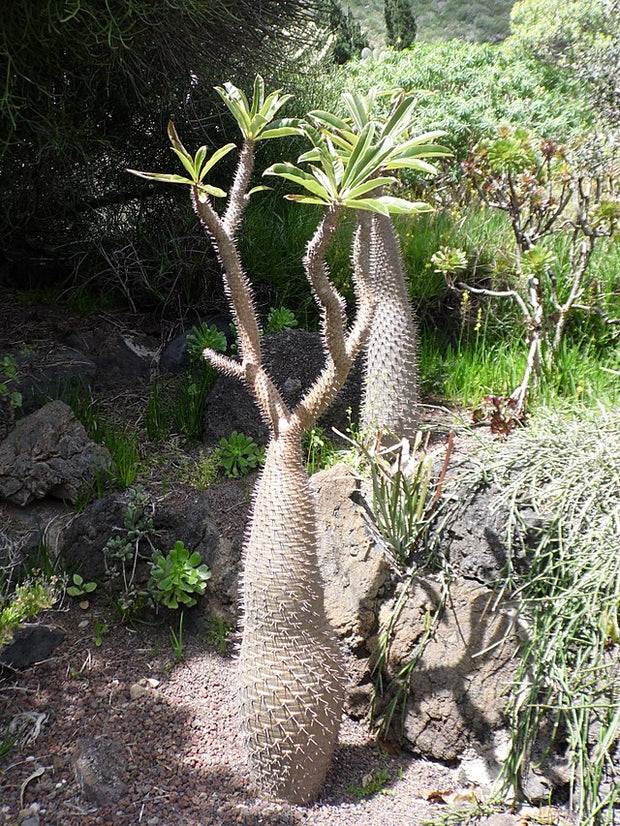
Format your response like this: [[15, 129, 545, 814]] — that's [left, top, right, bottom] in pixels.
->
[[420, 332, 620, 411]]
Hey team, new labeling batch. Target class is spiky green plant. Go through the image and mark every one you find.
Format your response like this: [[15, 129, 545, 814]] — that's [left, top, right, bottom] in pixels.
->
[[129, 76, 418, 803], [306, 90, 450, 440]]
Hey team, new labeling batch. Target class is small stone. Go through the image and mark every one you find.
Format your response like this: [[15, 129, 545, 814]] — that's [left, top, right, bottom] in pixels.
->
[[481, 816, 517, 826], [129, 683, 149, 700]]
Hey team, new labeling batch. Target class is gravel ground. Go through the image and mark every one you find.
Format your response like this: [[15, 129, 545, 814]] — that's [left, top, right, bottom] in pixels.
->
[[0, 607, 572, 826], [0, 609, 455, 826]]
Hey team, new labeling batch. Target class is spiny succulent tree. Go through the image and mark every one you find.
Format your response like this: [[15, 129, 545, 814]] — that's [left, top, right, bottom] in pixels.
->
[[130, 77, 428, 803], [307, 91, 450, 441]]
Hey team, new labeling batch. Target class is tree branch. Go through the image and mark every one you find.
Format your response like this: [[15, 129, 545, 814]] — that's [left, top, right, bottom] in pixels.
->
[[454, 280, 532, 322], [223, 139, 255, 236]]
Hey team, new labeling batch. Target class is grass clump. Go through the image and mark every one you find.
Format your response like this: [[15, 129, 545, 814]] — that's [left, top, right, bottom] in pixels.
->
[[464, 405, 620, 824]]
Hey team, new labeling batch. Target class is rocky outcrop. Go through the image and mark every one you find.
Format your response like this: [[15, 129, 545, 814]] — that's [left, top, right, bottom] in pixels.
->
[[58, 488, 220, 583], [0, 400, 113, 506], [0, 624, 65, 668], [312, 464, 391, 651]]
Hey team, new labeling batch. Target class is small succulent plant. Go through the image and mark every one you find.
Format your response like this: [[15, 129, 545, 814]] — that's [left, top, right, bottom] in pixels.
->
[[150, 541, 211, 609]]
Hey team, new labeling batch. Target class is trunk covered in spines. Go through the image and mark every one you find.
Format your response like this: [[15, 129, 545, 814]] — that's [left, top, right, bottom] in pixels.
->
[[361, 212, 420, 440], [239, 428, 345, 803]]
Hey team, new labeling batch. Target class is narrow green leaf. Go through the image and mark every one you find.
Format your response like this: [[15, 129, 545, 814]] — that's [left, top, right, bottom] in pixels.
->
[[343, 196, 390, 216], [284, 194, 329, 205], [259, 90, 293, 124], [214, 84, 252, 136], [194, 146, 208, 176], [308, 110, 351, 133], [343, 90, 370, 131], [167, 121, 190, 158], [381, 95, 417, 141], [197, 183, 227, 199], [250, 75, 265, 118], [298, 147, 321, 164], [223, 81, 250, 114], [298, 122, 325, 149], [127, 169, 194, 185], [248, 185, 271, 195], [398, 130, 448, 148], [345, 175, 397, 200], [249, 113, 269, 135], [264, 162, 332, 200], [327, 131, 357, 153], [259, 118, 304, 140], [395, 144, 451, 158], [198, 142, 236, 178], [341, 121, 376, 190], [171, 146, 199, 179], [375, 195, 434, 214], [311, 164, 339, 199], [344, 139, 394, 191], [384, 158, 440, 174]]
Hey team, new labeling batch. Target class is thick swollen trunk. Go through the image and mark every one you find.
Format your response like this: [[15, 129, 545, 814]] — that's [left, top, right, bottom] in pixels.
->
[[239, 430, 345, 804], [361, 213, 419, 441]]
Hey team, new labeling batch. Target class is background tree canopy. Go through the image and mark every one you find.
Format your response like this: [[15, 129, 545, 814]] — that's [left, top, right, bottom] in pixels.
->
[[510, 0, 620, 129], [0, 0, 325, 301]]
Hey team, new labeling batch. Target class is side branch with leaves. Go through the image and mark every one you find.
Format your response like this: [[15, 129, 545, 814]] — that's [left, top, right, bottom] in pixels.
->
[[446, 128, 620, 413]]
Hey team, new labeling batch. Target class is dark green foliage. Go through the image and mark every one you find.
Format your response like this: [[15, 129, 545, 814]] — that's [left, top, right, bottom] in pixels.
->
[[322, 0, 368, 64], [340, 40, 595, 160], [0, 0, 323, 300], [384, 0, 417, 50]]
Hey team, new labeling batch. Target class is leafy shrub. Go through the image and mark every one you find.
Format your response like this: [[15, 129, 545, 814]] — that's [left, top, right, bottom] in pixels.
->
[[186, 322, 228, 363], [337, 40, 594, 161], [0, 354, 22, 410], [0, 579, 58, 647]]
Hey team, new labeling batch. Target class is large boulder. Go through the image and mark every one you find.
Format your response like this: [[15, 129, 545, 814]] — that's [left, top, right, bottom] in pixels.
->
[[202, 330, 363, 446], [372, 578, 518, 762], [63, 328, 158, 392], [0, 400, 113, 506], [311, 463, 394, 716], [311, 464, 391, 650], [0, 624, 65, 669]]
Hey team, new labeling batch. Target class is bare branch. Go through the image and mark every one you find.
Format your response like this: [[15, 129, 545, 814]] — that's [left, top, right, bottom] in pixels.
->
[[572, 304, 620, 325], [303, 204, 348, 364], [190, 165, 289, 434], [191, 186, 262, 365], [203, 348, 245, 380], [454, 280, 532, 322], [293, 206, 374, 433]]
